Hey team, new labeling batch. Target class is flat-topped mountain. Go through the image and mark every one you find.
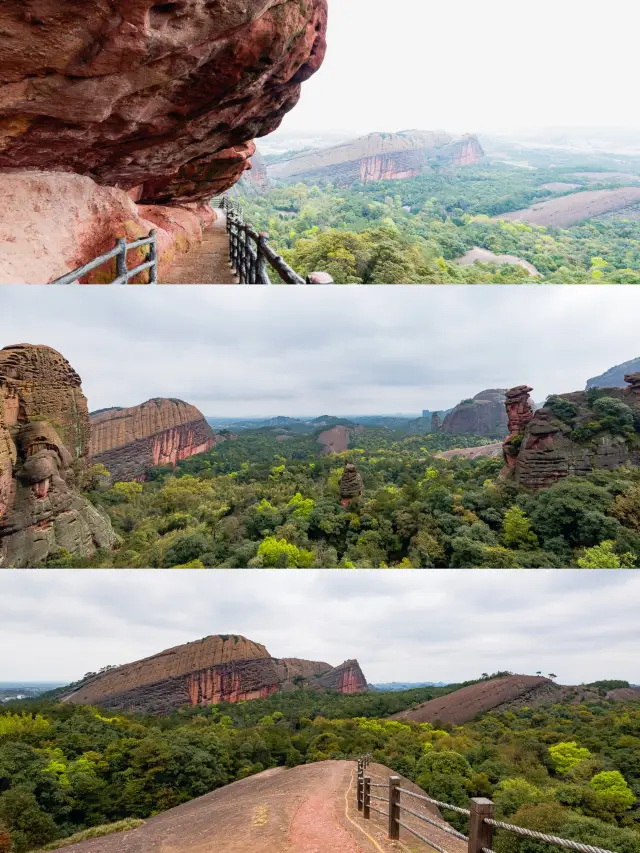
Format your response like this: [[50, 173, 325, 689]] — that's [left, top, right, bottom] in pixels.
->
[[0, 344, 117, 568], [90, 399, 219, 482], [61, 634, 368, 713], [268, 130, 484, 185]]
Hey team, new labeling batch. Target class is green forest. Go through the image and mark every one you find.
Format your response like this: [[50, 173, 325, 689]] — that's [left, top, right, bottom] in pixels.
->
[[235, 163, 640, 283], [1, 681, 639, 853], [56, 427, 640, 568]]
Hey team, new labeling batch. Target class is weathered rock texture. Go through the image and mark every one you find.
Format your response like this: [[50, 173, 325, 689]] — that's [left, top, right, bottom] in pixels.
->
[[430, 412, 441, 432], [502, 380, 640, 489], [338, 461, 363, 508], [0, 0, 328, 205], [586, 357, 640, 390], [229, 149, 271, 196], [442, 389, 508, 437], [0, 344, 117, 567], [268, 131, 484, 185], [90, 398, 218, 482], [61, 634, 367, 713], [0, 171, 216, 284], [316, 424, 364, 455]]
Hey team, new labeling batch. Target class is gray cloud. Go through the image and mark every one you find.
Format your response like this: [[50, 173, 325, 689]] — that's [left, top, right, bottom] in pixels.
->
[[0, 286, 638, 418], [1, 570, 638, 685]]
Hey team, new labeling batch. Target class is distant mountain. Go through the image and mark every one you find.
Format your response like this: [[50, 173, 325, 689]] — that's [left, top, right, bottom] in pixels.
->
[[267, 130, 484, 186], [586, 357, 640, 389], [372, 682, 449, 691]]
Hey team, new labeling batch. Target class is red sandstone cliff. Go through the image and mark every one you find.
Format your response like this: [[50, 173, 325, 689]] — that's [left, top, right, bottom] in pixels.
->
[[0, 344, 117, 567], [61, 634, 368, 714], [89, 399, 218, 482], [268, 130, 484, 185], [442, 389, 508, 437], [0, 0, 327, 282]]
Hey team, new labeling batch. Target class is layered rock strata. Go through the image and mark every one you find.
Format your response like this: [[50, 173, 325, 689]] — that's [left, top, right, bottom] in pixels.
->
[[502, 380, 640, 489], [0, 0, 328, 204], [339, 461, 364, 508], [90, 398, 217, 481], [442, 389, 508, 436], [0, 345, 117, 567], [61, 634, 368, 713], [268, 131, 484, 185]]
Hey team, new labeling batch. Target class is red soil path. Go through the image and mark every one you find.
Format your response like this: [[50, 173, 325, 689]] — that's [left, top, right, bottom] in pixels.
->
[[54, 761, 445, 853], [160, 213, 239, 284]]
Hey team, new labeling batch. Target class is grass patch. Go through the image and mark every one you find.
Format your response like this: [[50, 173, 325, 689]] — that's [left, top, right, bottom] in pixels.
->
[[35, 819, 144, 851]]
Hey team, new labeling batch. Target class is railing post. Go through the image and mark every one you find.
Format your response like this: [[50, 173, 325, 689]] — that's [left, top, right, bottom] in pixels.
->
[[388, 776, 400, 840], [469, 798, 494, 853], [229, 215, 237, 272], [116, 237, 127, 284], [239, 224, 247, 284], [256, 233, 270, 284], [148, 229, 157, 284], [357, 760, 363, 811], [363, 776, 371, 820], [246, 224, 256, 284]]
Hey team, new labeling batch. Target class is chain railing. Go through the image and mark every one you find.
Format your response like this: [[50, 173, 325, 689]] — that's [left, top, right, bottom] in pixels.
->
[[354, 759, 619, 853], [50, 231, 158, 285], [213, 196, 334, 285]]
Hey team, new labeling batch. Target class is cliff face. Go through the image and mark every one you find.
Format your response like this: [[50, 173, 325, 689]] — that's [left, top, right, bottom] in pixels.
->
[[502, 378, 640, 489], [268, 130, 484, 185], [0, 0, 327, 205], [61, 634, 368, 713], [0, 345, 117, 567], [90, 398, 217, 481], [230, 149, 271, 197], [442, 389, 508, 437]]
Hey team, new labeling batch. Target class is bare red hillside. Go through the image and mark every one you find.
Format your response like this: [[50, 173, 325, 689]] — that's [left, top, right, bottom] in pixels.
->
[[392, 675, 555, 724]]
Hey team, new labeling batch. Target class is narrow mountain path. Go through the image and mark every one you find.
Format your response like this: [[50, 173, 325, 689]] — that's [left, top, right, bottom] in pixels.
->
[[159, 212, 239, 284], [53, 761, 445, 853]]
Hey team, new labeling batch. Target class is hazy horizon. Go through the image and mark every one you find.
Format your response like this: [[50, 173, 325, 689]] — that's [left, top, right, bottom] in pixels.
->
[[276, 0, 640, 137], [1, 286, 638, 418], [1, 571, 638, 684]]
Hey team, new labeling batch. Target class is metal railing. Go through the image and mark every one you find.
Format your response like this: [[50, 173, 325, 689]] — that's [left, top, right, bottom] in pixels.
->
[[212, 196, 333, 285], [355, 759, 619, 853], [51, 231, 158, 285]]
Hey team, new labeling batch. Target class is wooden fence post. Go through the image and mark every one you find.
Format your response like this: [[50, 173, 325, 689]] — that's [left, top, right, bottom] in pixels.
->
[[257, 234, 270, 284], [469, 798, 494, 853], [116, 237, 127, 283], [363, 776, 370, 820], [148, 230, 157, 284], [357, 760, 363, 811], [388, 776, 400, 840]]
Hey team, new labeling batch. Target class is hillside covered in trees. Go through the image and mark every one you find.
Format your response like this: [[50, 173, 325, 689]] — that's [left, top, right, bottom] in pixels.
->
[[49, 427, 640, 568], [235, 162, 640, 283], [1, 681, 638, 852]]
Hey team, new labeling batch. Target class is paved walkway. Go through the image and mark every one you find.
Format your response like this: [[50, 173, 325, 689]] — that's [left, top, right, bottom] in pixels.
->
[[160, 212, 239, 284]]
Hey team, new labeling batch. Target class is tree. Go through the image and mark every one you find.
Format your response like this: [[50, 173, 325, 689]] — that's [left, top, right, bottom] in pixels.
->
[[502, 506, 539, 550], [548, 742, 591, 776], [577, 541, 636, 568], [112, 481, 143, 501]]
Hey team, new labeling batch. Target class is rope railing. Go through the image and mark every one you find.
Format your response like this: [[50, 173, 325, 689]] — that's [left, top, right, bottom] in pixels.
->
[[50, 231, 158, 285], [213, 195, 334, 285], [354, 759, 619, 853]]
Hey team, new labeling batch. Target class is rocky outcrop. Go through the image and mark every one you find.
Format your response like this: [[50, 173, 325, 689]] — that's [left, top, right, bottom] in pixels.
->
[[90, 399, 218, 482], [230, 149, 271, 197], [431, 412, 442, 432], [61, 634, 368, 713], [268, 130, 484, 185], [502, 381, 640, 489], [338, 461, 364, 508], [316, 424, 364, 455], [0, 345, 117, 567], [586, 357, 640, 389], [442, 390, 508, 437], [0, 0, 327, 205]]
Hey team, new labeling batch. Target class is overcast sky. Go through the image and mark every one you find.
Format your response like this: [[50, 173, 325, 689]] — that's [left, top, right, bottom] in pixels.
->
[[1, 570, 638, 684], [278, 0, 639, 135], [1, 286, 637, 417]]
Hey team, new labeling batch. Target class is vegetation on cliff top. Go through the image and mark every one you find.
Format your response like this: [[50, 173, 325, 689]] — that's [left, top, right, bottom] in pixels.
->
[[47, 429, 640, 568], [236, 163, 640, 283], [1, 687, 638, 853]]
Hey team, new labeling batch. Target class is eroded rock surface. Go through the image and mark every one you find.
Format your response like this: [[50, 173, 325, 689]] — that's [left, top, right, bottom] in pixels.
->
[[442, 389, 508, 437], [0, 0, 328, 204], [0, 344, 117, 567], [90, 398, 218, 481], [338, 461, 363, 508], [61, 634, 368, 713], [502, 380, 640, 489], [268, 130, 484, 185]]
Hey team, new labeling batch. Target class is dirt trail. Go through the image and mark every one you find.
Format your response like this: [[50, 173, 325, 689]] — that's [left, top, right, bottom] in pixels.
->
[[160, 212, 239, 284]]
